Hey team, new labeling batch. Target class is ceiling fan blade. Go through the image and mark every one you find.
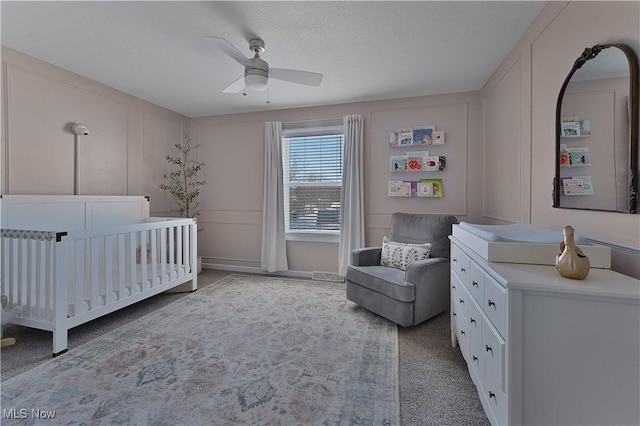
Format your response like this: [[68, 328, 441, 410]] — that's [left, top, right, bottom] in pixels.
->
[[270, 68, 323, 87], [222, 76, 246, 93], [204, 36, 253, 67]]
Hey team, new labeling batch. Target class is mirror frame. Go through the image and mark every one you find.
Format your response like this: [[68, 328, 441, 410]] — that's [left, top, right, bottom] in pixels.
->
[[553, 43, 639, 213]]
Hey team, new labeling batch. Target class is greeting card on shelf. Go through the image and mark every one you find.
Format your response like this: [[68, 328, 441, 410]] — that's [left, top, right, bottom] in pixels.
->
[[389, 132, 399, 147], [407, 151, 428, 171], [424, 155, 446, 171], [432, 130, 445, 145], [397, 128, 414, 146], [561, 119, 591, 137], [566, 147, 591, 166], [418, 179, 443, 197], [413, 126, 435, 145], [579, 120, 591, 136], [388, 180, 412, 197], [390, 156, 407, 172], [562, 176, 594, 195], [417, 180, 433, 197], [561, 121, 581, 137]]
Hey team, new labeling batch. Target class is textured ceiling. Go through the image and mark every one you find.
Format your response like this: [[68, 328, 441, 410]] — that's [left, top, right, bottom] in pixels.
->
[[1, 1, 546, 118]]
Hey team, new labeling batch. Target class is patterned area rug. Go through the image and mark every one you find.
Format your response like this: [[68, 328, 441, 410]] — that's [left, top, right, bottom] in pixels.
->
[[1, 274, 399, 425]]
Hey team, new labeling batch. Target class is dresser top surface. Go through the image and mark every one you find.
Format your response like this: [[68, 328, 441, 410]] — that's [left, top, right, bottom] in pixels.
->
[[451, 236, 640, 301]]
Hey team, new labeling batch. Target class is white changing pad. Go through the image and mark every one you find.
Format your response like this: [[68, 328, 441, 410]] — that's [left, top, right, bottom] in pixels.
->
[[457, 222, 588, 244], [452, 223, 610, 268]]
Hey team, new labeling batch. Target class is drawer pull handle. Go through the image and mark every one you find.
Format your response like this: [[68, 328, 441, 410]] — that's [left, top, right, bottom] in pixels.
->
[[488, 299, 495, 307], [472, 281, 478, 287], [470, 317, 476, 324], [453, 258, 458, 262], [460, 267, 466, 272], [472, 355, 478, 362], [489, 391, 496, 399], [452, 285, 456, 289], [459, 299, 464, 304], [460, 330, 466, 335], [485, 345, 493, 353], [452, 312, 457, 317]]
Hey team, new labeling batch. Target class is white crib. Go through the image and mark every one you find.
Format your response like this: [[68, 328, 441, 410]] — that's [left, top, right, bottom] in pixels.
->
[[0, 195, 197, 355]]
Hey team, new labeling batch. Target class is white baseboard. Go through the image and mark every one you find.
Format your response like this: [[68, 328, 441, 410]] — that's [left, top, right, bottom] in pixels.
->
[[203, 262, 313, 279]]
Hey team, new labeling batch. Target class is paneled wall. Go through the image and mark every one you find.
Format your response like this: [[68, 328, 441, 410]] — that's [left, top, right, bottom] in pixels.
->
[[481, 1, 640, 278], [191, 92, 483, 273], [1, 46, 190, 214]]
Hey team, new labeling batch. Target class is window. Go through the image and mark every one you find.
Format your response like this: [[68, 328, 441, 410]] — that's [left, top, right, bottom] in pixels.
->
[[282, 125, 344, 239]]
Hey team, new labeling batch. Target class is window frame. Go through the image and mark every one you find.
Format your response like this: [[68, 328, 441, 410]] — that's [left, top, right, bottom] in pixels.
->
[[282, 124, 344, 243]]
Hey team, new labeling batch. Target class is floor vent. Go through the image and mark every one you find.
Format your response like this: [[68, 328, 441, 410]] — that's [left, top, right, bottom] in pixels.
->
[[311, 271, 345, 283]]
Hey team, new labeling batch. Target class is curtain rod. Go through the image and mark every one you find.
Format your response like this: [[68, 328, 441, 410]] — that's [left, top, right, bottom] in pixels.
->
[[281, 117, 343, 125]]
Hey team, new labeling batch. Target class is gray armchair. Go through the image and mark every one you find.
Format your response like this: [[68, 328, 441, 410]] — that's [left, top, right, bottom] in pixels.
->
[[346, 213, 458, 327]]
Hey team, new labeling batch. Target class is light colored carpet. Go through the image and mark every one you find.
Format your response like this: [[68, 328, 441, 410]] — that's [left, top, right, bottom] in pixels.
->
[[1, 274, 399, 425]]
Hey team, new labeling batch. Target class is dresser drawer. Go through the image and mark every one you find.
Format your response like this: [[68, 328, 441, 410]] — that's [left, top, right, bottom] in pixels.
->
[[483, 323, 507, 425], [454, 277, 470, 319], [451, 244, 471, 283], [468, 261, 485, 300], [484, 274, 506, 337], [455, 309, 470, 360], [468, 300, 484, 381]]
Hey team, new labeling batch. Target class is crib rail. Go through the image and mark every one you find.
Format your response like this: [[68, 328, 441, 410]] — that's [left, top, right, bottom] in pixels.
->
[[1, 218, 197, 355]]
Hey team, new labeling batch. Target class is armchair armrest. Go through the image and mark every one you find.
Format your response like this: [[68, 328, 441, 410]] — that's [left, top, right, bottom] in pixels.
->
[[351, 247, 382, 267], [404, 257, 449, 284], [405, 257, 451, 324]]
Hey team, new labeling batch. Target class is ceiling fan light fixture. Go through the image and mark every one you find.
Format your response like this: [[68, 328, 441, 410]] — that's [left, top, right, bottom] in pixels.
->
[[245, 73, 268, 91]]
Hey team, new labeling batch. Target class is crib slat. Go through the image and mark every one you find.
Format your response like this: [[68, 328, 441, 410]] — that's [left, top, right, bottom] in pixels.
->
[[150, 230, 157, 287], [160, 229, 167, 284], [118, 234, 125, 299], [176, 226, 183, 275], [36, 240, 46, 321], [130, 233, 137, 294], [140, 231, 148, 290], [90, 237, 100, 309], [17, 240, 28, 309], [26, 241, 35, 319], [74, 240, 84, 315], [169, 226, 175, 272], [183, 224, 190, 275], [3, 239, 12, 307], [105, 236, 113, 304]]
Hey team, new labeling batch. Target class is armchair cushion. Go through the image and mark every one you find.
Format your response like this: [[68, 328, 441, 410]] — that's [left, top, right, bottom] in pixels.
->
[[347, 265, 414, 302], [380, 236, 431, 270]]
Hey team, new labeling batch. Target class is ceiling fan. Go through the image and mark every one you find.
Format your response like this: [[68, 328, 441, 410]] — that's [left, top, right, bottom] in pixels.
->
[[205, 37, 323, 93]]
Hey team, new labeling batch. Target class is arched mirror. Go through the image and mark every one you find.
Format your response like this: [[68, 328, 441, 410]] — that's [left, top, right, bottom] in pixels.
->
[[554, 44, 638, 213]]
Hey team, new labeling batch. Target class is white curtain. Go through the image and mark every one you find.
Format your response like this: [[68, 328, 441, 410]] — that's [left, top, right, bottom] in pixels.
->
[[338, 114, 365, 277], [261, 121, 288, 272]]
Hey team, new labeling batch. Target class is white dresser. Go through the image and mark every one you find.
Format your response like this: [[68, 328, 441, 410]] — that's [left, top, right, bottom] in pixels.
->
[[450, 226, 640, 426]]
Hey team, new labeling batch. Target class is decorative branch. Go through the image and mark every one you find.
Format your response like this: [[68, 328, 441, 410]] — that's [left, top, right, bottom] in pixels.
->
[[159, 135, 207, 219]]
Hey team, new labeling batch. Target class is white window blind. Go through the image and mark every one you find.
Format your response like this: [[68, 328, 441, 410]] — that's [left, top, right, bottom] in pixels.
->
[[283, 131, 344, 233]]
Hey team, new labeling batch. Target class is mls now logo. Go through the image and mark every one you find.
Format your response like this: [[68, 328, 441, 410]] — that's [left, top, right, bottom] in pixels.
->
[[3, 408, 56, 419]]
